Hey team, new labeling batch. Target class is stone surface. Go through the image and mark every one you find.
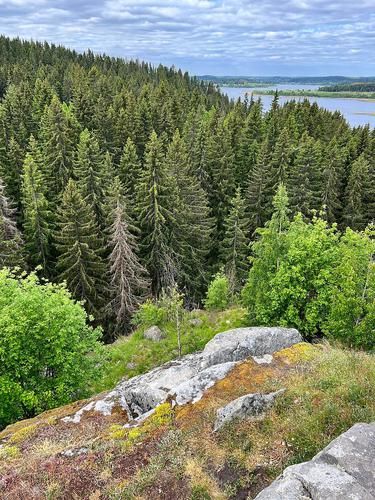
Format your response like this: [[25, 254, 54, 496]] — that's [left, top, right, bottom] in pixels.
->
[[63, 327, 302, 423], [143, 325, 166, 341], [214, 389, 285, 432], [201, 327, 302, 368], [255, 422, 375, 500], [189, 318, 203, 327]]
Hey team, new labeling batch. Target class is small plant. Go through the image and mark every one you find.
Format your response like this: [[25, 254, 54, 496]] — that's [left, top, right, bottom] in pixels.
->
[[204, 271, 230, 311], [132, 299, 167, 328], [160, 287, 186, 357]]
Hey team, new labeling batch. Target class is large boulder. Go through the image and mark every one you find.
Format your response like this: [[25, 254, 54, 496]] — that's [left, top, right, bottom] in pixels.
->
[[255, 422, 375, 499], [64, 326, 302, 422], [143, 325, 166, 341], [201, 327, 302, 368], [214, 389, 285, 432]]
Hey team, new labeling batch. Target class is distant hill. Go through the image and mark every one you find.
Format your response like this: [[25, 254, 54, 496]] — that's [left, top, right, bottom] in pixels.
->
[[199, 75, 375, 86]]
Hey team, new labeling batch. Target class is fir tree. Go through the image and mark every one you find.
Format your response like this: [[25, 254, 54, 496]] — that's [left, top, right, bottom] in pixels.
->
[[106, 178, 149, 334], [321, 139, 343, 224], [220, 187, 250, 293], [54, 179, 107, 316]]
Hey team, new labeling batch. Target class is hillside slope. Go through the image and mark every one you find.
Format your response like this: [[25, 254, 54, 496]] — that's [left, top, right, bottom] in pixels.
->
[[0, 326, 374, 499]]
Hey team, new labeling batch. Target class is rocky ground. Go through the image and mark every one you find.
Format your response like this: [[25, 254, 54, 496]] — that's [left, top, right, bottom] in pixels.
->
[[0, 327, 374, 499]]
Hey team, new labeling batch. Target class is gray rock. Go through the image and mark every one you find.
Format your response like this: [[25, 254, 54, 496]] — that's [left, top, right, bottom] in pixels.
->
[[143, 325, 166, 341], [202, 327, 302, 368], [255, 422, 375, 500], [64, 326, 302, 423], [214, 389, 285, 432], [189, 318, 203, 327]]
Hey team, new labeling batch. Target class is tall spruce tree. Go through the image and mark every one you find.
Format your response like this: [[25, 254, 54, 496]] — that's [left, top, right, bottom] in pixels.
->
[[136, 130, 177, 296], [106, 178, 149, 334], [54, 179, 107, 316], [343, 155, 370, 230], [0, 177, 24, 268], [21, 138, 51, 273], [74, 129, 106, 227], [220, 187, 250, 293], [40, 95, 76, 200], [118, 137, 141, 199], [165, 129, 212, 299]]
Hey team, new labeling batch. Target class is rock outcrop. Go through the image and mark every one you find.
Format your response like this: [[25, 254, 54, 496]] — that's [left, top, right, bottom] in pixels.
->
[[214, 389, 285, 432], [143, 325, 166, 341], [63, 327, 302, 423], [255, 422, 375, 500]]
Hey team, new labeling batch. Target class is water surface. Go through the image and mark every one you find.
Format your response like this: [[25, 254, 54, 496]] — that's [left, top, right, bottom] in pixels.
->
[[222, 85, 375, 128]]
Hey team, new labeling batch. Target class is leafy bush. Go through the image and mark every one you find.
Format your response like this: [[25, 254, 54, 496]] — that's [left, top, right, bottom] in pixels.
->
[[0, 269, 104, 428], [242, 186, 375, 348], [132, 299, 167, 328], [205, 271, 230, 311]]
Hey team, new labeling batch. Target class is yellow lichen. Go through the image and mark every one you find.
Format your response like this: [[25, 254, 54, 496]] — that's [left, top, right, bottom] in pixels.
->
[[107, 424, 127, 440], [274, 342, 319, 364], [8, 424, 38, 444]]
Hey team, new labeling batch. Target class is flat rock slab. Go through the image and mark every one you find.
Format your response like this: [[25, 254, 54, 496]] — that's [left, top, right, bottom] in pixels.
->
[[64, 327, 302, 423], [255, 422, 375, 500], [214, 389, 285, 432]]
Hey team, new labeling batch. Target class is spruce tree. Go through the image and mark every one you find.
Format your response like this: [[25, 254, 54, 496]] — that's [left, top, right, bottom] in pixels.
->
[[321, 139, 343, 224], [220, 187, 250, 293], [118, 137, 141, 199], [165, 129, 212, 298], [246, 141, 272, 235], [40, 95, 76, 200], [136, 130, 177, 296], [21, 138, 51, 273], [0, 177, 24, 268], [106, 178, 149, 334], [74, 129, 106, 227], [343, 155, 370, 230], [54, 179, 107, 316]]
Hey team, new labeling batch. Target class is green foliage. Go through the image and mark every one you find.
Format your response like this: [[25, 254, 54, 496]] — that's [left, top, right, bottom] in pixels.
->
[[132, 299, 167, 328], [243, 187, 375, 348], [204, 271, 230, 311], [0, 269, 103, 428]]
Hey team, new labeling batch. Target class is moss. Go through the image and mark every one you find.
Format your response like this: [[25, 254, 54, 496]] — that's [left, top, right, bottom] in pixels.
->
[[0, 445, 20, 460], [8, 424, 38, 444], [274, 342, 320, 364]]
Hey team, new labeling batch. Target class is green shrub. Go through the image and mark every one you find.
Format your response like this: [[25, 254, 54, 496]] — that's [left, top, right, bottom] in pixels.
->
[[0, 269, 104, 429], [204, 271, 230, 311], [132, 299, 167, 328]]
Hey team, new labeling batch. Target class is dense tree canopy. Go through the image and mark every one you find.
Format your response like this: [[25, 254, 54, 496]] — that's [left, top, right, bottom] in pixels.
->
[[0, 36, 374, 340]]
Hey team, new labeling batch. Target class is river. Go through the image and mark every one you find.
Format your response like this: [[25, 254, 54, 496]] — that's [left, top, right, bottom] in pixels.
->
[[222, 84, 375, 128]]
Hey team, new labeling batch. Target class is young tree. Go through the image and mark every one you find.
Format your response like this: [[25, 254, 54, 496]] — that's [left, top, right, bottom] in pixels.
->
[[54, 179, 107, 317], [106, 177, 149, 335], [220, 187, 250, 293], [21, 138, 51, 273], [242, 184, 290, 323], [0, 269, 103, 428]]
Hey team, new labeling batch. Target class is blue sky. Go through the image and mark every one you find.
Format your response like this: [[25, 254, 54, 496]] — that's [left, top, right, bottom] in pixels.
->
[[0, 0, 374, 76]]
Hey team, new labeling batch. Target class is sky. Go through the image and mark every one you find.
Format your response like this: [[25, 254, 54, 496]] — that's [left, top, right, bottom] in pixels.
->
[[0, 0, 374, 76]]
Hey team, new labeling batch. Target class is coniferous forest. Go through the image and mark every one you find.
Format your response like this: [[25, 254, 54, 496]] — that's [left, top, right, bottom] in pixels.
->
[[1, 36, 375, 342]]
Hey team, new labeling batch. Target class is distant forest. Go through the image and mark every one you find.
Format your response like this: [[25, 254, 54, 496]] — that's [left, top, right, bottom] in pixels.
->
[[199, 75, 375, 87], [0, 36, 375, 339], [319, 82, 375, 93]]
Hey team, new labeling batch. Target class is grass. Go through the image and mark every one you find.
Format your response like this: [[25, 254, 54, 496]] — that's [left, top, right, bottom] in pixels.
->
[[92, 307, 247, 393]]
